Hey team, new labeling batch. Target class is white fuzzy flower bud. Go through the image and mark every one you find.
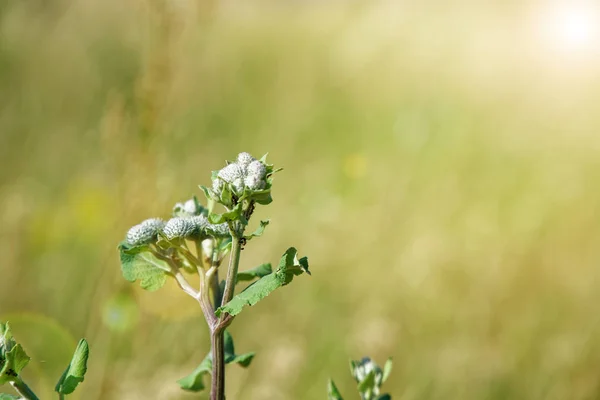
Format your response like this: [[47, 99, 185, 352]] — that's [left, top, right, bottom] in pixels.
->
[[183, 199, 198, 214], [213, 163, 245, 194], [173, 197, 204, 217], [206, 222, 230, 238], [244, 174, 266, 190], [236, 152, 256, 169], [246, 160, 267, 179], [126, 218, 165, 246], [163, 217, 197, 240], [243, 160, 267, 190], [190, 215, 209, 232]]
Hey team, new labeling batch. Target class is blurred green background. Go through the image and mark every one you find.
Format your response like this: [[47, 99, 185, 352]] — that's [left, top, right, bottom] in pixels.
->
[[2, 0, 600, 398]]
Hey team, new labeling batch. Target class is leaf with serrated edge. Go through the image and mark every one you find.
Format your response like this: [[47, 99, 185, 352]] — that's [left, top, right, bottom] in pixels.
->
[[328, 379, 344, 400], [215, 248, 309, 317], [55, 339, 89, 395], [118, 242, 169, 291]]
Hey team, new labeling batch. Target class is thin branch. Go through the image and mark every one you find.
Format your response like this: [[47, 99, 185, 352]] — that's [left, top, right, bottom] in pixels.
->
[[150, 248, 199, 298]]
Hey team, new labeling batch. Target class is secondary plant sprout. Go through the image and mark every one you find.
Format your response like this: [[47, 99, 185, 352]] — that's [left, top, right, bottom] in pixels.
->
[[118, 152, 310, 399], [0, 322, 89, 400]]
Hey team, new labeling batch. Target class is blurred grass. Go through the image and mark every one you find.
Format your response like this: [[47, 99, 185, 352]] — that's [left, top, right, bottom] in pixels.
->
[[2, 0, 600, 399]]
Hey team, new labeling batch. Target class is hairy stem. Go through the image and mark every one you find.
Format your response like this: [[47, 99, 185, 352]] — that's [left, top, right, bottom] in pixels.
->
[[220, 233, 242, 315], [210, 227, 243, 400], [210, 330, 225, 400], [10, 377, 39, 400], [210, 243, 222, 308]]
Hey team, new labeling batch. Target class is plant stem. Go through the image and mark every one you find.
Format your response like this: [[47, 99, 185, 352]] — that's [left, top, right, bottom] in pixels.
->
[[220, 233, 242, 312], [10, 377, 39, 400], [210, 330, 225, 400], [210, 229, 243, 400]]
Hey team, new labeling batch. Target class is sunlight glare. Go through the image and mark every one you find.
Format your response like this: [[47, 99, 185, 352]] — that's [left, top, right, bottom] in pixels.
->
[[538, 2, 600, 54]]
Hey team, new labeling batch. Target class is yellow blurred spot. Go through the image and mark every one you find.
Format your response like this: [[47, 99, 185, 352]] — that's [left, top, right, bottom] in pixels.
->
[[343, 153, 368, 179], [67, 182, 116, 240], [134, 276, 203, 320]]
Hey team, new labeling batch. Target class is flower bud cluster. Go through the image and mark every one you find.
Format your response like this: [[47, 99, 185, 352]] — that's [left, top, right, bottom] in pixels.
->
[[126, 213, 231, 245], [212, 152, 268, 196], [126, 218, 165, 246]]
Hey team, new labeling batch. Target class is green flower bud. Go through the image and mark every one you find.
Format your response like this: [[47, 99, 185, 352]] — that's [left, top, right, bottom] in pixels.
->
[[163, 217, 198, 240], [126, 218, 165, 246]]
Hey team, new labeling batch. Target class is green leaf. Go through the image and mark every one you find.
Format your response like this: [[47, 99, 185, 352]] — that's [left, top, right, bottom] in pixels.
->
[[177, 353, 211, 392], [244, 220, 269, 241], [246, 189, 272, 206], [223, 331, 255, 367], [215, 247, 309, 317], [0, 394, 20, 399], [0, 322, 30, 385], [178, 331, 254, 392], [382, 358, 393, 383], [328, 379, 344, 400], [199, 185, 217, 203], [118, 242, 169, 291], [0, 344, 30, 385], [259, 153, 269, 164], [377, 395, 391, 400], [357, 370, 376, 393], [236, 263, 272, 283], [208, 203, 245, 225], [55, 339, 89, 395]]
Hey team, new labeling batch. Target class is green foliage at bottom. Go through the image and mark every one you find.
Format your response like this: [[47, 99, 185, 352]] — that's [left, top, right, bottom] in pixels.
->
[[178, 331, 255, 392]]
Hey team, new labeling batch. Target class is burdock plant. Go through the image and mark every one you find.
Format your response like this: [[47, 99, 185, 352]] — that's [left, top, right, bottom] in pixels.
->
[[118, 152, 310, 399]]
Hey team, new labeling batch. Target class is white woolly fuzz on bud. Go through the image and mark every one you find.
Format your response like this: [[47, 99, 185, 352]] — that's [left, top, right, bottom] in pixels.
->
[[126, 218, 165, 246], [163, 217, 197, 239], [206, 222, 230, 238], [244, 174, 266, 190], [190, 215, 209, 232], [183, 199, 198, 214], [236, 152, 256, 169], [246, 160, 267, 179], [201, 238, 214, 259], [213, 163, 245, 194]]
